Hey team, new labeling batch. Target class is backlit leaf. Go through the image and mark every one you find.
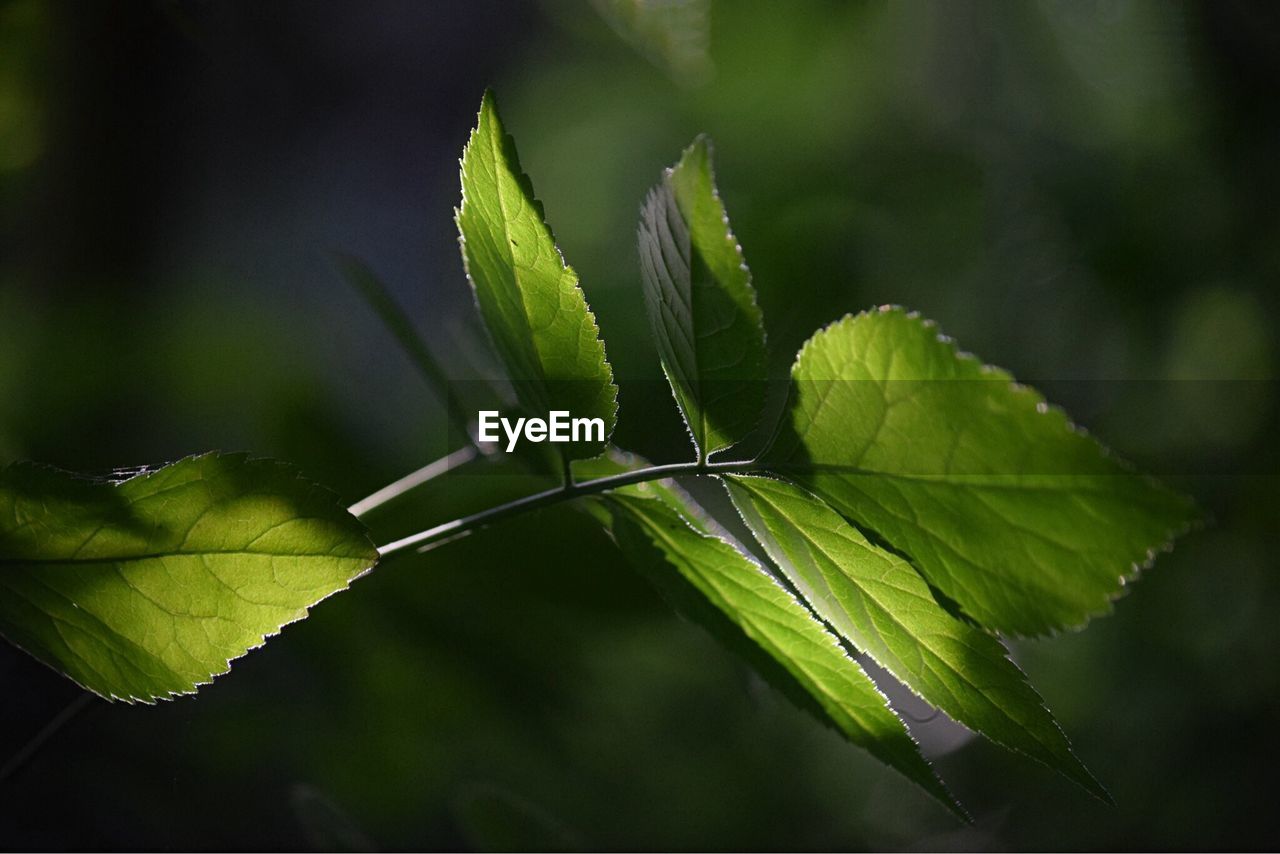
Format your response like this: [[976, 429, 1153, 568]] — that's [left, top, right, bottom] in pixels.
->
[[588, 488, 963, 817], [0, 453, 378, 702], [457, 90, 617, 459], [724, 473, 1108, 800], [766, 307, 1196, 636], [638, 136, 766, 460]]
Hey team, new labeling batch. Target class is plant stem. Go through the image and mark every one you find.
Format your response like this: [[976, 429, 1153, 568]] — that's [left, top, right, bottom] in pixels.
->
[[349, 445, 480, 518], [332, 252, 476, 445], [377, 459, 760, 558], [0, 693, 95, 784]]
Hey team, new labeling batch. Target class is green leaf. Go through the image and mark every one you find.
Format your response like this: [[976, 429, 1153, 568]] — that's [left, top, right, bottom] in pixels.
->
[[589, 489, 963, 818], [639, 137, 767, 460], [590, 0, 712, 86], [766, 307, 1196, 636], [724, 474, 1109, 801], [0, 453, 378, 702], [457, 90, 618, 459]]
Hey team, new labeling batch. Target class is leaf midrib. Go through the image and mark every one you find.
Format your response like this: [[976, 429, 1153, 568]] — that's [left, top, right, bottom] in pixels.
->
[[483, 110, 552, 393], [747, 482, 1042, 730], [0, 548, 363, 566]]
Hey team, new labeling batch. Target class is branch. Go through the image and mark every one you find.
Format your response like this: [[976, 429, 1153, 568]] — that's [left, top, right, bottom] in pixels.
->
[[377, 458, 760, 558], [349, 445, 480, 518]]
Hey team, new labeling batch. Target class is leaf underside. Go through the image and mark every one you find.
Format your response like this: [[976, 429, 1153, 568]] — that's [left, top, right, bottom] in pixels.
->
[[638, 136, 766, 460], [457, 90, 618, 460], [0, 453, 378, 702]]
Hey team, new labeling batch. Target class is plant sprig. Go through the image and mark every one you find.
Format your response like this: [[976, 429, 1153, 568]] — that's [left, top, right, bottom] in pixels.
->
[[0, 89, 1196, 817]]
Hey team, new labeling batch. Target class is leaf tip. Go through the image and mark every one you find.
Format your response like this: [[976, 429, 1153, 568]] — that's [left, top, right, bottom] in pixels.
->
[[679, 132, 713, 166]]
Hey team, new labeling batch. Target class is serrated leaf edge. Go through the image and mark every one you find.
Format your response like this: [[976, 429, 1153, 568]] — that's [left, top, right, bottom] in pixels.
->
[[767, 304, 1201, 639], [0, 451, 379, 704], [721, 471, 1111, 802], [591, 487, 967, 820], [455, 89, 619, 454], [640, 135, 767, 462]]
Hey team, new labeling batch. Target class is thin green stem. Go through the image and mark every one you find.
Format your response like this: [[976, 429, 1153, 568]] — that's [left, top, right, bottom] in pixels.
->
[[0, 693, 95, 783], [349, 445, 480, 518], [377, 459, 760, 559], [332, 251, 475, 445]]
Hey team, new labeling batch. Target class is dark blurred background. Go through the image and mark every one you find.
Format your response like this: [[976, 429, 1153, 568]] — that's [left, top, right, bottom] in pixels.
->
[[1, 0, 1278, 849]]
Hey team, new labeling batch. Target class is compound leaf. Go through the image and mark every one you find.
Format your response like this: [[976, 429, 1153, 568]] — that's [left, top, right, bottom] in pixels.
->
[[766, 307, 1196, 637], [639, 137, 766, 460], [724, 473, 1107, 801], [589, 488, 962, 818], [0, 453, 378, 702], [458, 90, 617, 459]]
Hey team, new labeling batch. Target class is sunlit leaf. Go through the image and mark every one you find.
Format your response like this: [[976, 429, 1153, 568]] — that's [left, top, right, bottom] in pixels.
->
[[639, 136, 767, 460], [0, 453, 378, 702], [724, 473, 1108, 800], [457, 90, 618, 460], [766, 307, 1196, 636], [587, 488, 963, 817]]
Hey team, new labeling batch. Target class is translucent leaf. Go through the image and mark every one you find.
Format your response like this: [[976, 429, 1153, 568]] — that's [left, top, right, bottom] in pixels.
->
[[457, 90, 618, 460], [0, 453, 378, 702], [725, 473, 1108, 801], [639, 137, 767, 460], [588, 485, 963, 817], [767, 307, 1196, 636]]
